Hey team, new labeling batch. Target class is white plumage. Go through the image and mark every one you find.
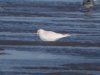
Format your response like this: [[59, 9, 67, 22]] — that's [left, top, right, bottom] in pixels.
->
[[37, 29, 71, 41]]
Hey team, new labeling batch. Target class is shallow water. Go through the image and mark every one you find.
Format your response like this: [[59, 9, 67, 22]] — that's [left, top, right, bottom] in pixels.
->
[[0, 0, 100, 75]]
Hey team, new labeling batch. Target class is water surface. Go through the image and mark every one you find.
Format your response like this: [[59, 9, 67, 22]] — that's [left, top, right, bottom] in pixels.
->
[[0, 0, 100, 75]]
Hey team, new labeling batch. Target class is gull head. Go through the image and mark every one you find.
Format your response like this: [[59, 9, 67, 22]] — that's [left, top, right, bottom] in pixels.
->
[[37, 29, 44, 35]]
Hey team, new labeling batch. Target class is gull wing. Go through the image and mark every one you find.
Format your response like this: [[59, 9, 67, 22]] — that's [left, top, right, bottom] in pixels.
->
[[45, 30, 63, 38]]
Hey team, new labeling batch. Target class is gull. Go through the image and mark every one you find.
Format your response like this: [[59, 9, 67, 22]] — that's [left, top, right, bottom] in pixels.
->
[[37, 29, 71, 41], [83, 0, 95, 11]]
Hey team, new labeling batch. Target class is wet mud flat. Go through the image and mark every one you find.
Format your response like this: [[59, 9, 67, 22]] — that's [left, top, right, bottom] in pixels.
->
[[0, 0, 100, 75], [0, 40, 100, 47]]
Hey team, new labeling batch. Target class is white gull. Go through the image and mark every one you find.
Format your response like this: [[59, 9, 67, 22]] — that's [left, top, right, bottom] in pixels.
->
[[37, 29, 71, 41]]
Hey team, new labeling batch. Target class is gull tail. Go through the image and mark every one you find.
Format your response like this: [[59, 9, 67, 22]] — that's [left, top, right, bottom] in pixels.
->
[[63, 34, 71, 37]]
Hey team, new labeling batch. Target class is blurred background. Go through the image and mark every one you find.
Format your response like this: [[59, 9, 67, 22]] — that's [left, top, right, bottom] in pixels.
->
[[0, 0, 100, 75]]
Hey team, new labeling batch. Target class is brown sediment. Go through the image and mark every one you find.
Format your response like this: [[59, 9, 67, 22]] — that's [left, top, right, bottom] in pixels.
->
[[18, 66, 64, 70], [0, 48, 4, 51], [0, 48, 8, 55], [0, 11, 50, 17], [0, 71, 32, 75], [0, 52, 8, 55], [14, 63, 100, 71], [0, 71, 92, 75], [0, 40, 100, 47], [46, 72, 92, 75], [62, 63, 100, 71]]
